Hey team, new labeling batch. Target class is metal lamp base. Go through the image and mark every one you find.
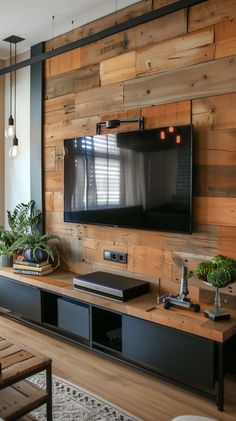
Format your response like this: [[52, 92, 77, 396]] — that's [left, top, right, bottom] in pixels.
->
[[204, 308, 230, 321]]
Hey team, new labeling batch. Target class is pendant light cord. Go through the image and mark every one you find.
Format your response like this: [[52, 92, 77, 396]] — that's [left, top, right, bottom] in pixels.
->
[[9, 42, 12, 116], [14, 43, 16, 134]]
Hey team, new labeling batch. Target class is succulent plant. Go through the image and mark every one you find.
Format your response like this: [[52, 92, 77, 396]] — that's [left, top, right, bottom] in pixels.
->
[[212, 255, 236, 277], [207, 267, 232, 288], [194, 261, 214, 280]]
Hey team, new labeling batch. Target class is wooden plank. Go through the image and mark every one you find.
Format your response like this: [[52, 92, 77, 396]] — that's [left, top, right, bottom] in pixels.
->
[[188, 0, 236, 32], [44, 171, 63, 193], [45, 64, 100, 100], [75, 83, 123, 118], [80, 32, 127, 68], [153, 0, 179, 9], [100, 108, 141, 133], [44, 147, 56, 171], [44, 94, 75, 125], [100, 51, 136, 86], [218, 226, 236, 258], [45, 26, 83, 52], [215, 18, 236, 59], [44, 192, 54, 212], [44, 115, 99, 145], [194, 165, 236, 197], [1, 351, 34, 370], [54, 192, 64, 212], [124, 54, 236, 109], [45, 47, 81, 78], [83, 238, 128, 270], [44, 211, 78, 237], [0, 344, 21, 358], [127, 245, 172, 279], [192, 93, 236, 131], [194, 197, 236, 226], [126, 9, 187, 51], [165, 225, 218, 256], [194, 129, 236, 166], [141, 101, 191, 129], [136, 27, 214, 76]]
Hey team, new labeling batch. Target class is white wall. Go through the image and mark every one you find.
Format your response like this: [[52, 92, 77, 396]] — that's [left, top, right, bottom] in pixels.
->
[[4, 52, 31, 224], [0, 62, 5, 225]]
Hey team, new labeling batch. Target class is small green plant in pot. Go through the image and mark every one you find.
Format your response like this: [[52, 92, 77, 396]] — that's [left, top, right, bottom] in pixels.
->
[[195, 255, 236, 321], [11, 231, 59, 264], [0, 227, 16, 266]]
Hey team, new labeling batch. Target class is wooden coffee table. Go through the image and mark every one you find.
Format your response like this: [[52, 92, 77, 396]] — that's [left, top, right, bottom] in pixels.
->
[[0, 336, 52, 421]]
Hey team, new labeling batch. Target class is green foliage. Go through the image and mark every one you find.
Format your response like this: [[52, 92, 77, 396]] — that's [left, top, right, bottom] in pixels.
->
[[195, 254, 236, 288], [7, 200, 42, 236], [207, 267, 232, 288], [10, 231, 59, 261], [0, 225, 17, 257], [194, 261, 214, 280]]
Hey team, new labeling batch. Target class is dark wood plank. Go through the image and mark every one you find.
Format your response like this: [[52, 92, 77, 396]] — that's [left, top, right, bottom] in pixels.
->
[[194, 165, 236, 197]]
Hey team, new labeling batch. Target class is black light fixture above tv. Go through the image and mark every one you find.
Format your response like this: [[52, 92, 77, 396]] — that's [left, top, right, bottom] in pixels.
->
[[96, 117, 144, 134]]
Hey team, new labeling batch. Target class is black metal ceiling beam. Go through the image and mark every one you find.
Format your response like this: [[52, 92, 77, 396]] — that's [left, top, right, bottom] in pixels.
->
[[0, 0, 207, 76]]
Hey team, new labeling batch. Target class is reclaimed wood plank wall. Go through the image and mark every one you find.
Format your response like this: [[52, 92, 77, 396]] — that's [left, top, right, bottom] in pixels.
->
[[43, 0, 236, 296]]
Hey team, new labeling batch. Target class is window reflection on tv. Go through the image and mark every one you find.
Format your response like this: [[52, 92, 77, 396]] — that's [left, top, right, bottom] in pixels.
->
[[64, 125, 193, 233]]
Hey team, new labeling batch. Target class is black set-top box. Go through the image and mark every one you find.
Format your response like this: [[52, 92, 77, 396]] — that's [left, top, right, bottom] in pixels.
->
[[73, 271, 149, 301]]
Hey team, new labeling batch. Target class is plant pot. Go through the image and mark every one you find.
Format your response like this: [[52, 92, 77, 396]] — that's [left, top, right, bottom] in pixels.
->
[[23, 247, 48, 263], [0, 255, 13, 267]]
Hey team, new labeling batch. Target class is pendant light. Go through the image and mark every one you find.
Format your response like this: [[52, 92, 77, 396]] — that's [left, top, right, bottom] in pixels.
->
[[4, 35, 24, 159]]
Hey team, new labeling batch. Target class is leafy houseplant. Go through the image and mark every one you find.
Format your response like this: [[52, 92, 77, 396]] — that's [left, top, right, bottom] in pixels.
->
[[11, 231, 59, 263], [0, 227, 16, 266], [195, 255, 236, 320]]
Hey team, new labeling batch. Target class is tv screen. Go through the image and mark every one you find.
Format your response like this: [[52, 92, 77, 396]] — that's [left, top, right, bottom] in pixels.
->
[[64, 125, 193, 233]]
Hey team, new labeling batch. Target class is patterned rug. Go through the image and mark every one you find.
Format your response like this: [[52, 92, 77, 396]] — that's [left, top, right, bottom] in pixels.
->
[[29, 372, 142, 421]]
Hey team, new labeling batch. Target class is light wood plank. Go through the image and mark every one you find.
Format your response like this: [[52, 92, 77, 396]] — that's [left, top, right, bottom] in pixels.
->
[[45, 65, 100, 99], [75, 83, 123, 118], [194, 129, 236, 166], [194, 165, 236, 197], [188, 0, 236, 32], [218, 226, 236, 258], [153, 0, 179, 9], [44, 94, 75, 124], [124, 54, 236, 109], [45, 48, 81, 78], [136, 27, 214, 76], [127, 245, 172, 279], [80, 33, 126, 68], [141, 101, 191, 129], [215, 18, 236, 59], [126, 9, 187, 51], [100, 51, 136, 86], [194, 197, 236, 226], [44, 172, 63, 193]]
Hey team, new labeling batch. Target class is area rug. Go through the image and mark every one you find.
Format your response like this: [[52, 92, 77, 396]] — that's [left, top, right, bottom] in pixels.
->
[[29, 372, 142, 421]]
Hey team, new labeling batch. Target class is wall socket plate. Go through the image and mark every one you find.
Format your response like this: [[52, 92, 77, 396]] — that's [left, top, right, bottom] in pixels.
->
[[103, 250, 128, 264]]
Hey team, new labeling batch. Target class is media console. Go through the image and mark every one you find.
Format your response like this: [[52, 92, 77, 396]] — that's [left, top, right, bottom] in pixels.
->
[[0, 268, 236, 412]]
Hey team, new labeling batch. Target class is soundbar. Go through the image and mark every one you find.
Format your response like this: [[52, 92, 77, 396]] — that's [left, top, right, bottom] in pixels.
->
[[73, 271, 149, 301]]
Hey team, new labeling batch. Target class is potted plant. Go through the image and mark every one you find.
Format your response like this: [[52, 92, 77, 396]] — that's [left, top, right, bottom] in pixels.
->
[[195, 255, 236, 321], [0, 226, 16, 266], [11, 231, 59, 263]]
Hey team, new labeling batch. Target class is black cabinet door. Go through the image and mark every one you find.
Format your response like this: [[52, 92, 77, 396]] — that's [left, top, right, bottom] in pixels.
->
[[0, 276, 41, 323], [58, 298, 90, 340], [123, 315, 215, 389]]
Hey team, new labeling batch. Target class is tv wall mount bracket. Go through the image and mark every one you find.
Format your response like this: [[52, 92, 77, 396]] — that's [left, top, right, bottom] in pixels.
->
[[96, 117, 144, 135]]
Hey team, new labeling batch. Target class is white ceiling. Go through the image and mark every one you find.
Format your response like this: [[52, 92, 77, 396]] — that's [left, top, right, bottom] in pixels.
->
[[0, 0, 140, 59]]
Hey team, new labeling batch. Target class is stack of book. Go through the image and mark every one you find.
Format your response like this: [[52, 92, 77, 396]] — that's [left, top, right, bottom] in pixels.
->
[[13, 260, 53, 276]]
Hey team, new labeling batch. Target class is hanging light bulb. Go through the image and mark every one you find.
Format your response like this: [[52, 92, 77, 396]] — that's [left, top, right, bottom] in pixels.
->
[[160, 130, 166, 140], [9, 135, 19, 159], [4, 39, 14, 138]]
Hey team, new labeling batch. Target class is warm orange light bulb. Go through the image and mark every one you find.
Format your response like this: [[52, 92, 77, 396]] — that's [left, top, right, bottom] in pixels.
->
[[168, 126, 174, 133], [160, 130, 166, 140], [176, 134, 181, 144]]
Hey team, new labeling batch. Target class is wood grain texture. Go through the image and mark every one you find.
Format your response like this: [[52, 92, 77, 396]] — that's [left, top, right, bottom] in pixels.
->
[[44, 171, 63, 193], [45, 48, 81, 78], [75, 83, 123, 118], [218, 226, 236, 258], [45, 65, 100, 100], [141, 101, 191, 129], [100, 51, 136, 86], [194, 165, 236, 197], [44, 94, 75, 124], [136, 27, 215, 76], [126, 9, 187, 51], [188, 0, 236, 32], [215, 18, 236, 59], [192, 93, 236, 130], [194, 197, 236, 226], [153, 0, 179, 9], [124, 54, 236, 109], [194, 129, 236, 166]]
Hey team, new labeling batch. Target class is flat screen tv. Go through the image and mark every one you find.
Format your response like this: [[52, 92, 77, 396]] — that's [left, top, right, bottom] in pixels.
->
[[64, 125, 193, 233]]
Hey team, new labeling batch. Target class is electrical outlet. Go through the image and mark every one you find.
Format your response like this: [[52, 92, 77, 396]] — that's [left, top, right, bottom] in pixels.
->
[[103, 250, 128, 264]]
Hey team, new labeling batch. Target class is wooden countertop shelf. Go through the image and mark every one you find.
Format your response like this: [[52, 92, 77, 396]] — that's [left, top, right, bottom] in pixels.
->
[[1, 267, 236, 343]]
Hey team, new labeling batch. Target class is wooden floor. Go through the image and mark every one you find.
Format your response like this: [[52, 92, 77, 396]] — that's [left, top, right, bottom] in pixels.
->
[[0, 316, 236, 421]]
